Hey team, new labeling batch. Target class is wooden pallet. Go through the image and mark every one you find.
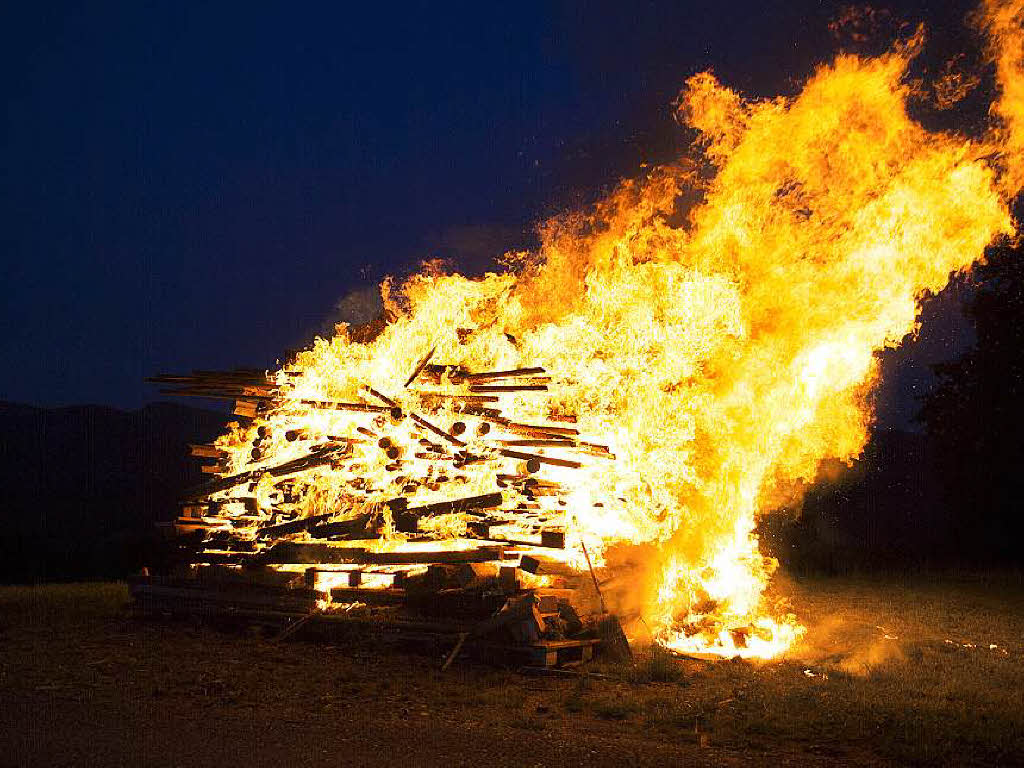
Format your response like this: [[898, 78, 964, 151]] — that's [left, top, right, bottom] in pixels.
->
[[130, 577, 608, 669], [466, 638, 601, 668]]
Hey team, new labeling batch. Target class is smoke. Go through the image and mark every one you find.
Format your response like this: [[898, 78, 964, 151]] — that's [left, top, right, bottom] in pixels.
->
[[795, 612, 906, 677], [325, 284, 384, 333], [319, 223, 532, 340]]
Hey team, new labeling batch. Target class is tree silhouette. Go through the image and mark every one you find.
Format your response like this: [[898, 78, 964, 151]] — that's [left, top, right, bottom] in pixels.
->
[[918, 235, 1024, 564]]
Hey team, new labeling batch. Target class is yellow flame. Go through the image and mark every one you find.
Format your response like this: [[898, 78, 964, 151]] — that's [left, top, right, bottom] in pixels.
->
[[981, 0, 1024, 194]]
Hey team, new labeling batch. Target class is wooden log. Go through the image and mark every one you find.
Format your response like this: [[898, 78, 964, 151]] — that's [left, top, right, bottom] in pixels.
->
[[416, 392, 500, 405], [463, 367, 546, 381], [174, 518, 226, 531], [547, 412, 577, 423], [468, 384, 548, 393], [308, 513, 375, 539], [183, 470, 257, 500], [410, 414, 466, 447], [404, 346, 436, 387], [423, 364, 468, 379], [497, 439, 576, 448], [264, 444, 350, 477], [149, 371, 274, 386], [203, 534, 258, 553], [256, 513, 333, 538], [132, 583, 321, 612], [186, 444, 345, 496], [465, 520, 494, 539], [189, 444, 226, 458], [502, 421, 579, 437], [534, 588, 578, 602], [499, 449, 582, 469], [577, 441, 615, 458], [471, 593, 541, 637], [157, 388, 275, 402], [469, 530, 567, 550], [361, 386, 398, 408], [193, 368, 271, 380], [453, 562, 498, 587], [259, 543, 366, 564], [259, 542, 505, 565], [296, 399, 391, 413], [519, 555, 541, 574], [179, 503, 210, 518], [393, 492, 503, 532], [488, 418, 580, 440], [189, 550, 257, 565], [499, 565, 519, 592], [350, 547, 506, 565], [190, 564, 304, 589], [541, 530, 567, 548], [234, 400, 259, 417], [458, 405, 504, 420], [441, 632, 469, 671], [330, 587, 408, 605], [597, 615, 633, 662], [163, 381, 277, 396], [453, 451, 489, 468]]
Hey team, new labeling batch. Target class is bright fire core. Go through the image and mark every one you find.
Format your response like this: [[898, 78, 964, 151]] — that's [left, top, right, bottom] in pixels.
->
[[209, 1, 1023, 659]]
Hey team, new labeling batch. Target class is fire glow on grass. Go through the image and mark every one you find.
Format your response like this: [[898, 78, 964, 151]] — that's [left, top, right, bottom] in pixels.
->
[[210, 1, 1023, 659]]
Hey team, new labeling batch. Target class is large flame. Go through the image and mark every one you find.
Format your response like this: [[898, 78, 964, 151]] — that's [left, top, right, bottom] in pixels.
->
[[982, 0, 1024, 194], [210, 2, 1022, 659]]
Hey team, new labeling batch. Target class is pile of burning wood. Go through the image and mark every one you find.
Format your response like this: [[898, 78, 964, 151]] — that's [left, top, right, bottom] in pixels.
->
[[135, 354, 629, 669]]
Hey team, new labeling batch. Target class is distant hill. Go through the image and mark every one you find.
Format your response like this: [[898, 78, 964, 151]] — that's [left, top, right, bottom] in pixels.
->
[[0, 401, 228, 582]]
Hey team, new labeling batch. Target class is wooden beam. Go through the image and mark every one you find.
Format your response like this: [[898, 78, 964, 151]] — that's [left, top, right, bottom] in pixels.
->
[[259, 542, 505, 565], [499, 449, 582, 469], [463, 367, 546, 381]]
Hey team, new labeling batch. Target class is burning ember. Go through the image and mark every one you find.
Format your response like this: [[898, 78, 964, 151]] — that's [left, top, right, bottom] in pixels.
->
[[154, 0, 1023, 660]]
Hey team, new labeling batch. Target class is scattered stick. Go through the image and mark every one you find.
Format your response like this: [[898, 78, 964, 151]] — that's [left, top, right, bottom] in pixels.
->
[[404, 346, 436, 387], [273, 608, 320, 642], [499, 449, 582, 469], [441, 632, 469, 671]]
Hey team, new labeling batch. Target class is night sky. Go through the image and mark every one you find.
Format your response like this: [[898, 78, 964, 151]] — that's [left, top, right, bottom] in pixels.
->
[[1, 0, 983, 410]]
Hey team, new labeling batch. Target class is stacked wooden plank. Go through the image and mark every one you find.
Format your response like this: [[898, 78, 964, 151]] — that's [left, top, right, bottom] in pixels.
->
[[140, 358, 622, 667]]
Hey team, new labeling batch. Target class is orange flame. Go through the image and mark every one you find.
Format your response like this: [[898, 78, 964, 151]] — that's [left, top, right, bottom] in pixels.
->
[[212, 3, 1022, 659], [980, 0, 1024, 195]]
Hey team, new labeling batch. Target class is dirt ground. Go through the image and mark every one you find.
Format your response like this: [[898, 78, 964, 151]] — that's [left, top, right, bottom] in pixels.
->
[[1, 575, 1022, 767]]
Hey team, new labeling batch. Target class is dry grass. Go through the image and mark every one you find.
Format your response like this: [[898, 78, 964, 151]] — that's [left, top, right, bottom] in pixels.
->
[[0, 575, 1022, 766]]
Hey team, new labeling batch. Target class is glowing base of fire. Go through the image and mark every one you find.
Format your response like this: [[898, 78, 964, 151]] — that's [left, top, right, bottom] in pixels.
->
[[659, 618, 805, 660]]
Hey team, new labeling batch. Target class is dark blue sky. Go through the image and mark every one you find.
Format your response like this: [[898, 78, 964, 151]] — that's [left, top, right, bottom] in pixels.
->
[[1, 1, 980, 409]]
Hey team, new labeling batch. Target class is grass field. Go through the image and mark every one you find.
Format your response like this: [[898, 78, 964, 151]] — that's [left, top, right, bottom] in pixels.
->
[[1, 575, 1022, 767]]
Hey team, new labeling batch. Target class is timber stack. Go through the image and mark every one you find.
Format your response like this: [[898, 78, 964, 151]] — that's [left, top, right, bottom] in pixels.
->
[[136, 354, 627, 670]]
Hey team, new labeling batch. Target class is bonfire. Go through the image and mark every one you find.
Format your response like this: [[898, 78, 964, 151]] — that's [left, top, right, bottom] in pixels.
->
[[146, 0, 1023, 663]]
